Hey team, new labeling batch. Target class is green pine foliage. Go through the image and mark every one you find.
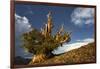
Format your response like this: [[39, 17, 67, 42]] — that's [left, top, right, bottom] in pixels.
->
[[21, 28, 70, 56]]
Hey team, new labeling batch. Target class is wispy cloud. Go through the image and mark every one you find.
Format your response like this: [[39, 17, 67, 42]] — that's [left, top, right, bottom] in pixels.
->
[[52, 38, 94, 54], [24, 6, 34, 15], [76, 38, 94, 43], [71, 7, 94, 26]]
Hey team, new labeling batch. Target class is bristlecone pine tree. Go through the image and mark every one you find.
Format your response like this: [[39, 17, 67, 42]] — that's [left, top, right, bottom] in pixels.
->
[[21, 12, 71, 64]]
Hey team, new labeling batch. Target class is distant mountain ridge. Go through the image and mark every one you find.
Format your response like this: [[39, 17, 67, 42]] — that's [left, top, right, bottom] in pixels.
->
[[14, 56, 31, 65]]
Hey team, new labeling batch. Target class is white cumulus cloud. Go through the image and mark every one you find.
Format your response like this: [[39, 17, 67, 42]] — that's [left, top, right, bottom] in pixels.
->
[[52, 38, 94, 54], [71, 7, 94, 26], [15, 13, 32, 35], [15, 13, 32, 57]]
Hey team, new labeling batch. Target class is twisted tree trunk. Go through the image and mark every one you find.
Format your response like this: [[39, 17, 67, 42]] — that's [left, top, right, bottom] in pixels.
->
[[29, 52, 54, 64], [32, 54, 47, 63], [29, 54, 47, 65]]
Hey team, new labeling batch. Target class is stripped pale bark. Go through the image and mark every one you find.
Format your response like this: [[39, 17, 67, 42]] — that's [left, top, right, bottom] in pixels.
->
[[32, 54, 47, 63]]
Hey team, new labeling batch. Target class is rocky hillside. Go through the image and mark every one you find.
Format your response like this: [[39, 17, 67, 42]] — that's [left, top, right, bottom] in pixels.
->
[[29, 43, 96, 65]]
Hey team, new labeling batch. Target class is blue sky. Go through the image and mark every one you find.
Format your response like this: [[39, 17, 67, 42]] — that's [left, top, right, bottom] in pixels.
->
[[15, 3, 95, 57]]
